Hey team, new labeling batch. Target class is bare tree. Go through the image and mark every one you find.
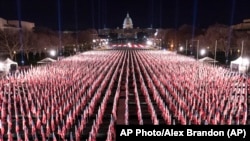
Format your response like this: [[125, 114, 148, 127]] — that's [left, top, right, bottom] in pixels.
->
[[0, 29, 20, 60], [204, 24, 232, 57], [160, 28, 176, 49], [34, 29, 59, 57], [178, 24, 193, 45], [234, 31, 250, 56], [78, 29, 97, 43], [22, 30, 37, 61], [78, 29, 98, 50], [62, 32, 75, 46]]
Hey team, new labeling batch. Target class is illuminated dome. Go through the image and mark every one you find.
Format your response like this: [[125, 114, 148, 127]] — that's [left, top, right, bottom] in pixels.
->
[[123, 13, 133, 29]]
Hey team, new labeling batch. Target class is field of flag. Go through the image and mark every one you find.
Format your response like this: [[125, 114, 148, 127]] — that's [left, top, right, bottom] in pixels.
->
[[0, 49, 249, 141]]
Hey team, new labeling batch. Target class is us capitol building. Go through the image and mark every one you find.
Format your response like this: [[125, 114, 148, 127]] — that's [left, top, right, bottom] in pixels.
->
[[98, 13, 156, 44]]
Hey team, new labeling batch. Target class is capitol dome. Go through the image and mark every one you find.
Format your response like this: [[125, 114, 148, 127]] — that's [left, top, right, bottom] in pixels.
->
[[123, 13, 133, 29]]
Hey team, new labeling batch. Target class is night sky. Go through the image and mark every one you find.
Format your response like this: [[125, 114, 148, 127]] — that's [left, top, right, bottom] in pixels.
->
[[0, 0, 250, 31]]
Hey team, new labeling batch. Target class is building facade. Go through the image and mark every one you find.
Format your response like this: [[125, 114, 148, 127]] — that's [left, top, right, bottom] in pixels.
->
[[98, 13, 156, 44], [0, 17, 35, 31]]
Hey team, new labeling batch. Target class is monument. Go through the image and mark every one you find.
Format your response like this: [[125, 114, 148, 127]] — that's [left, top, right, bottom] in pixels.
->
[[98, 12, 156, 44]]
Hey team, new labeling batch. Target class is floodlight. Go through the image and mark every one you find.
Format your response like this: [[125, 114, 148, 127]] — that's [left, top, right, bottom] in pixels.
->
[[200, 49, 206, 56], [179, 46, 184, 51], [146, 40, 153, 45], [50, 50, 57, 57]]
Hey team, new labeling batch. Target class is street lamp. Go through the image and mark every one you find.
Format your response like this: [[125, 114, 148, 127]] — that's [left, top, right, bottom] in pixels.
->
[[13, 51, 16, 61], [92, 39, 96, 49], [170, 43, 174, 50], [237, 49, 241, 54]]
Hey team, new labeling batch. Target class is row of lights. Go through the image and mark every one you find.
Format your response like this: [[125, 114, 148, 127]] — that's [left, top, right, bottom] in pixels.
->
[[93, 39, 109, 48], [179, 46, 206, 56], [180, 46, 243, 56]]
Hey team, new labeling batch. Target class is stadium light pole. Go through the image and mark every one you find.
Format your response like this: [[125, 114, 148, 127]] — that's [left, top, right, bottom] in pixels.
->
[[196, 40, 199, 60], [191, 39, 200, 81], [185, 40, 188, 55], [241, 40, 245, 74], [214, 40, 217, 67]]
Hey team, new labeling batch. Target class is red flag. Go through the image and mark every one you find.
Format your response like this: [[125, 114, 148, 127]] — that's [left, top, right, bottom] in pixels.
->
[[34, 133, 39, 141], [36, 116, 41, 130], [7, 115, 12, 128], [75, 125, 80, 141], [41, 126, 46, 141], [31, 120, 36, 136], [46, 120, 51, 137], [22, 116, 26, 130], [0, 133, 3, 141], [42, 110, 46, 124], [15, 120, 20, 134], [53, 133, 57, 141], [17, 132, 22, 141], [7, 128, 13, 141], [57, 125, 61, 136], [51, 115, 55, 132], [0, 120, 4, 135], [24, 126, 29, 141], [60, 121, 66, 139]]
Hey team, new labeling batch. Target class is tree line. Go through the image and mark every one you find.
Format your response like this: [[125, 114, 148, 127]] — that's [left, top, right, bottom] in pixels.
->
[[0, 27, 97, 64], [156, 23, 250, 63]]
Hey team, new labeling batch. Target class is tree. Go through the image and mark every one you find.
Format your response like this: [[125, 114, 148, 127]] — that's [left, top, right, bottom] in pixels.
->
[[178, 24, 193, 44], [62, 32, 75, 46], [34, 29, 59, 57], [0, 29, 20, 60], [78, 29, 97, 43], [78, 29, 98, 51], [234, 30, 250, 57], [22, 30, 37, 61], [161, 28, 176, 49], [203, 24, 233, 59]]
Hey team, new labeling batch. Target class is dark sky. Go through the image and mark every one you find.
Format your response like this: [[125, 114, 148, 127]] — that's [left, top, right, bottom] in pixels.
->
[[0, 0, 250, 31]]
